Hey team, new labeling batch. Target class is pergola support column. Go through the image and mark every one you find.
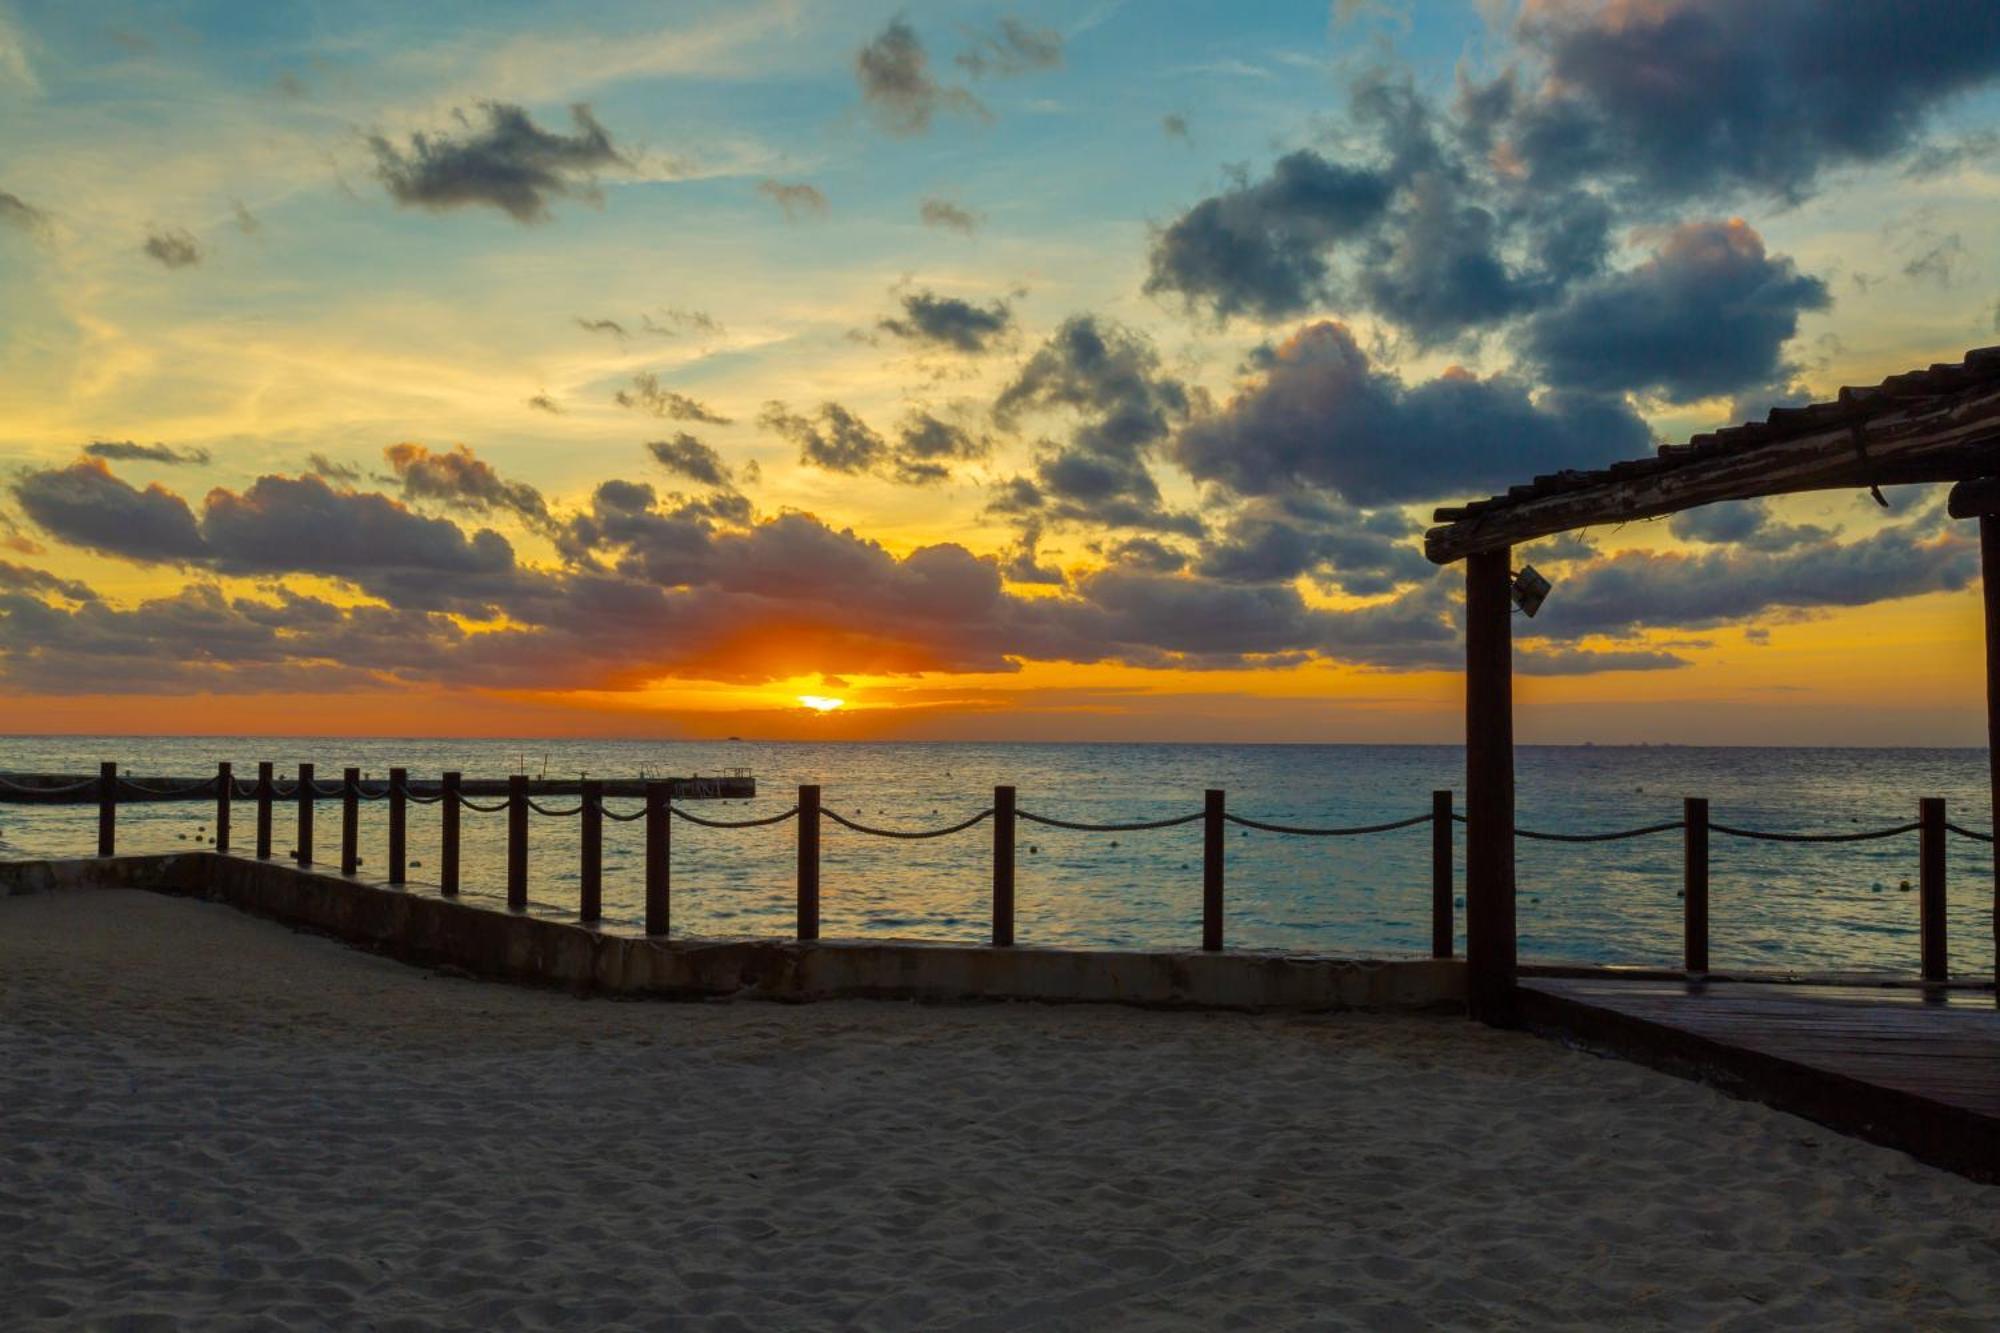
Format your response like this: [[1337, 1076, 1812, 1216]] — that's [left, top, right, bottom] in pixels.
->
[[1948, 480, 2000, 1002], [1465, 547, 1518, 1026]]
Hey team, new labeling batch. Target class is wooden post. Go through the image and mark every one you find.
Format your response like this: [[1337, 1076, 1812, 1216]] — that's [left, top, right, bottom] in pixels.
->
[[255, 761, 273, 860], [1920, 796, 1947, 983], [295, 762, 314, 866], [644, 781, 669, 936], [388, 767, 407, 886], [797, 784, 821, 941], [992, 785, 1016, 947], [340, 767, 360, 876], [580, 780, 603, 924], [1202, 788, 1224, 952], [1985, 514, 2000, 999], [506, 774, 528, 911], [97, 761, 116, 857], [1431, 789, 1453, 959], [440, 771, 461, 896], [1684, 797, 1710, 975], [1465, 547, 1518, 1026], [214, 761, 231, 854]]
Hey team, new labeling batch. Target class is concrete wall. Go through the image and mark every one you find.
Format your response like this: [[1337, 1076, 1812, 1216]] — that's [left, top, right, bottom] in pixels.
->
[[0, 851, 1465, 1013]]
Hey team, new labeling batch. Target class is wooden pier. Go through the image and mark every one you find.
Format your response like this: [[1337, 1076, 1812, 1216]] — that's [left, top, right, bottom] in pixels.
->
[[1520, 975, 2000, 1182]]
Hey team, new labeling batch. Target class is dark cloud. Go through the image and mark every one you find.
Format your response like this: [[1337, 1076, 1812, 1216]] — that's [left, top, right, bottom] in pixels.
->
[[991, 318, 1202, 536], [307, 454, 361, 483], [855, 19, 984, 136], [1520, 219, 1829, 403], [12, 460, 206, 563], [757, 179, 828, 221], [575, 316, 628, 338], [383, 442, 552, 532], [615, 373, 731, 424], [370, 102, 625, 223], [231, 200, 260, 235], [891, 411, 989, 485], [142, 227, 201, 269], [646, 434, 736, 489], [1532, 516, 1976, 640], [1101, 536, 1187, 574], [879, 289, 1014, 353], [0, 188, 47, 234], [0, 560, 95, 602], [1194, 495, 1429, 597], [1174, 321, 1649, 507], [1666, 499, 1834, 552], [83, 441, 211, 466], [526, 393, 561, 414], [761, 401, 888, 475], [1503, 0, 2000, 207], [1162, 114, 1190, 143], [955, 17, 1062, 77], [919, 198, 980, 234]]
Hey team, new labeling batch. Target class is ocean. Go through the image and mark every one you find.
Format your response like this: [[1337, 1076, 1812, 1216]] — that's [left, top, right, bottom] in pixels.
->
[[1, 737, 1992, 977]]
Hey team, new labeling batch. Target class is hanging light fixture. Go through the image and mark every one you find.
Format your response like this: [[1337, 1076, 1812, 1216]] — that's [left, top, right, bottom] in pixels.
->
[[1510, 564, 1552, 617]]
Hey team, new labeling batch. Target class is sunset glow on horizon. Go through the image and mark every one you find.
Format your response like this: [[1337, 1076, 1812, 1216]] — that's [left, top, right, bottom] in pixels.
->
[[3, 2, 1999, 743]]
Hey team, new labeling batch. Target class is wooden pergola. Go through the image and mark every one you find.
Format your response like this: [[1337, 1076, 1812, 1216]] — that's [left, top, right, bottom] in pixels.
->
[[1425, 346, 2000, 1024]]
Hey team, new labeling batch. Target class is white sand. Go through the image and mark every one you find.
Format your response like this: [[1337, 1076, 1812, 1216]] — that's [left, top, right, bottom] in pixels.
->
[[1, 890, 1995, 1330]]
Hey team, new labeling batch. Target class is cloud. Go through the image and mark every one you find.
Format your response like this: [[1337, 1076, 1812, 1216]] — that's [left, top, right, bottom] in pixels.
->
[[757, 178, 828, 221], [855, 19, 984, 136], [370, 102, 625, 223], [307, 454, 361, 483], [615, 373, 731, 423], [1666, 499, 1834, 552], [1503, 0, 2000, 206], [646, 434, 736, 489], [1519, 219, 1830, 403], [0, 560, 96, 602], [0, 188, 47, 234], [383, 442, 552, 532], [575, 316, 628, 338], [82, 441, 211, 466], [891, 411, 989, 485], [231, 200, 260, 235], [993, 316, 1202, 535], [878, 289, 1015, 353], [761, 401, 889, 475], [1174, 321, 1650, 507], [12, 460, 207, 563], [142, 227, 202, 269], [955, 17, 1062, 77], [1161, 113, 1190, 143], [526, 393, 562, 413], [919, 198, 980, 233], [1194, 494, 1429, 597]]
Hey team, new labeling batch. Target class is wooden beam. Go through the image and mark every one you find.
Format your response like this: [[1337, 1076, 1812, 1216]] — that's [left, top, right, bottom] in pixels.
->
[[1426, 386, 2000, 563], [1465, 549, 1518, 1026]]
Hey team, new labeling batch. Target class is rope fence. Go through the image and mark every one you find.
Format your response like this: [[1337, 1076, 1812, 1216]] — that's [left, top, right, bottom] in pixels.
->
[[45, 759, 2000, 984]]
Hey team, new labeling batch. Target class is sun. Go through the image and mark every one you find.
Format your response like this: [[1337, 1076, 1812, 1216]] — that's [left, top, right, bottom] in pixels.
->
[[797, 694, 845, 713]]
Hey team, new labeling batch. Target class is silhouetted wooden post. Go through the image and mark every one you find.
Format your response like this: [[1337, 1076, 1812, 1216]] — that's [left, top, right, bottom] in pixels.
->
[[1920, 796, 1947, 983], [1431, 789, 1453, 959], [797, 784, 821, 941], [1202, 789, 1225, 951], [440, 771, 461, 896], [1991, 517, 2000, 999], [388, 767, 407, 886], [506, 774, 528, 911], [340, 767, 360, 875], [255, 761, 273, 859], [644, 781, 669, 936], [1684, 797, 1709, 975], [214, 761, 232, 854], [295, 762, 314, 866], [580, 780, 603, 924], [992, 785, 1016, 946], [1465, 547, 1518, 1026], [97, 761, 116, 857]]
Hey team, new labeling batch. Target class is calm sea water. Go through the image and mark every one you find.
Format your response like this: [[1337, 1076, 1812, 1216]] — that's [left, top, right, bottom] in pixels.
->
[[1, 737, 1992, 977]]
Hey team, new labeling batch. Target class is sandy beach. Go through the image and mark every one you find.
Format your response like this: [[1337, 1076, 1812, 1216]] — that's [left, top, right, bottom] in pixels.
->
[[2, 889, 1995, 1330]]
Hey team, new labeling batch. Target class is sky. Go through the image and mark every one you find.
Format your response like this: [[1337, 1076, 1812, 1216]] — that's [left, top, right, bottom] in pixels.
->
[[2, 0, 1999, 744]]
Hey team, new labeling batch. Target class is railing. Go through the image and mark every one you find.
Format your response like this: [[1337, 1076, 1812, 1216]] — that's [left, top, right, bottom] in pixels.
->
[[59, 760, 1995, 979]]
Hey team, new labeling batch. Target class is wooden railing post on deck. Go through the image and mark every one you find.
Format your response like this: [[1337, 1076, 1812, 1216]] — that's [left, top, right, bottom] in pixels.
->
[[1920, 796, 1947, 983], [214, 761, 231, 854], [1202, 788, 1224, 952], [797, 784, 821, 941], [1431, 789, 1453, 959], [580, 780, 603, 924], [388, 767, 407, 886], [1684, 797, 1709, 975], [440, 771, 461, 896], [295, 762, 314, 866], [255, 762, 273, 859], [644, 781, 669, 936], [340, 767, 360, 875], [992, 785, 1016, 947], [97, 761, 115, 857], [506, 774, 528, 911]]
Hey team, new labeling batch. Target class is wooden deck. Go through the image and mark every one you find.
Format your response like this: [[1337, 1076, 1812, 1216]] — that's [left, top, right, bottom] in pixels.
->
[[1519, 975, 2000, 1183]]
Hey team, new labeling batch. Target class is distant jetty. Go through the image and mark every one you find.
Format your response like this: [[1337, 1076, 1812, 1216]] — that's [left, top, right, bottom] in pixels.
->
[[0, 771, 756, 803]]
